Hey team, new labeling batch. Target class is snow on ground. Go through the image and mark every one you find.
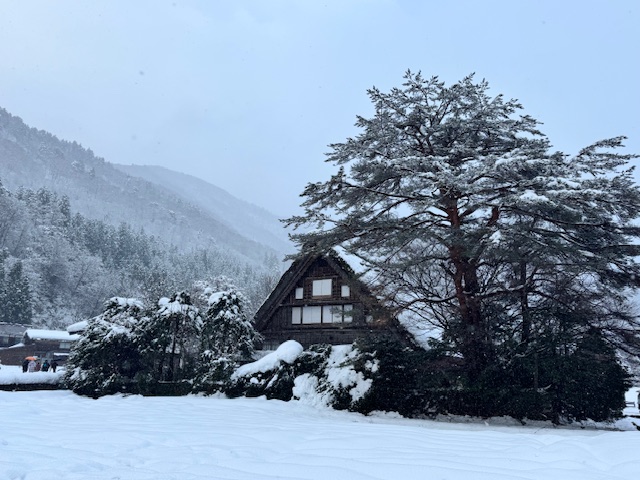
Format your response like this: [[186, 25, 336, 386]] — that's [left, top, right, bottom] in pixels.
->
[[0, 382, 639, 479], [0, 365, 64, 385]]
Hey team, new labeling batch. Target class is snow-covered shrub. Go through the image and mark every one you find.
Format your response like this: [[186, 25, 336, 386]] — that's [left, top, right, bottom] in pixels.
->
[[64, 297, 148, 398], [228, 343, 336, 401], [228, 340, 380, 411], [67, 283, 266, 397], [226, 340, 304, 400], [293, 344, 378, 411], [192, 353, 237, 395], [348, 336, 434, 416]]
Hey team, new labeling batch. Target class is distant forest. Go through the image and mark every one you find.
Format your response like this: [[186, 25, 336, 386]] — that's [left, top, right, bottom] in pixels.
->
[[0, 179, 281, 328]]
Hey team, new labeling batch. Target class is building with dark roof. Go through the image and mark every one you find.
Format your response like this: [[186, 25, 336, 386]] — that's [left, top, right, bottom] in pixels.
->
[[254, 251, 411, 349]]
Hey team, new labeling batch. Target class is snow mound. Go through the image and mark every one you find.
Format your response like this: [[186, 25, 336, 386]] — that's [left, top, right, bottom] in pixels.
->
[[0, 366, 64, 385], [233, 340, 303, 378]]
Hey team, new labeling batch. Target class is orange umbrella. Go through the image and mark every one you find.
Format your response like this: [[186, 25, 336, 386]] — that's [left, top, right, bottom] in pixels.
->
[[25, 356, 38, 361]]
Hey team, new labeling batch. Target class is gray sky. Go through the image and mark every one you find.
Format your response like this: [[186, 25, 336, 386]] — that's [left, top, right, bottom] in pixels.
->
[[0, 1, 638, 216]]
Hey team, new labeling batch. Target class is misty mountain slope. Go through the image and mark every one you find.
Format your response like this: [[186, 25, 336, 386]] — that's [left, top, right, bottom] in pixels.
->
[[0, 107, 283, 266], [113, 164, 292, 256]]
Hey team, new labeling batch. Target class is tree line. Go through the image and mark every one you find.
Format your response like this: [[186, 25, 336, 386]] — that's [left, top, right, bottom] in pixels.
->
[[0, 179, 281, 328], [64, 279, 261, 397]]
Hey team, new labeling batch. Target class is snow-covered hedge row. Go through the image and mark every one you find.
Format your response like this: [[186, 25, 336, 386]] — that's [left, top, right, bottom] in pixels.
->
[[226, 340, 380, 412], [64, 287, 262, 398], [224, 334, 632, 423]]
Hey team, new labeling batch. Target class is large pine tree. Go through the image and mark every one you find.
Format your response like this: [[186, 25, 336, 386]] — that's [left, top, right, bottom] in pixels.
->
[[286, 71, 640, 385]]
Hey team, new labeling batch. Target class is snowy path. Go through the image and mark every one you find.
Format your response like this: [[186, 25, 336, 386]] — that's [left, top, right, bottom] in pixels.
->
[[1, 390, 639, 480]]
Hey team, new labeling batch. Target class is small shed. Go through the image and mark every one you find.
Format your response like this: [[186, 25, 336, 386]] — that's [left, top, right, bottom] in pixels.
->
[[254, 251, 409, 349]]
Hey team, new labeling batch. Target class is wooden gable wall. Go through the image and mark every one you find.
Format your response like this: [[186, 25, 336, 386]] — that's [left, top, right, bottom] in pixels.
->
[[256, 255, 396, 349]]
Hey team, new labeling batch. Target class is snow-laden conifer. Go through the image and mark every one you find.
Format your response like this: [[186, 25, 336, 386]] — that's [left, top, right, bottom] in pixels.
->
[[202, 288, 260, 359], [138, 291, 201, 382], [194, 284, 261, 393], [286, 71, 640, 418], [64, 297, 146, 397]]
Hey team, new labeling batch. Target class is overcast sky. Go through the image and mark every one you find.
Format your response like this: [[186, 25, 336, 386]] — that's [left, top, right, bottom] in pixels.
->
[[0, 1, 638, 216]]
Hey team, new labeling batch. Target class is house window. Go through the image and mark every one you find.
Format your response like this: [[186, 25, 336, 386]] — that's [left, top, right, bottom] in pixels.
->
[[302, 306, 322, 324], [292, 306, 302, 324], [292, 304, 355, 324], [312, 279, 332, 297], [343, 304, 354, 323], [341, 285, 350, 297], [295, 287, 304, 300], [323, 305, 336, 323]]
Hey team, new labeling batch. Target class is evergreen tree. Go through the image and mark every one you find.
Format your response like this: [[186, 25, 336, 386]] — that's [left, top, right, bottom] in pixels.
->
[[0, 179, 292, 328], [58, 195, 71, 231], [139, 291, 201, 382], [286, 71, 640, 417], [64, 297, 147, 397], [201, 287, 261, 359], [193, 283, 261, 393], [0, 250, 6, 322], [4, 260, 33, 324]]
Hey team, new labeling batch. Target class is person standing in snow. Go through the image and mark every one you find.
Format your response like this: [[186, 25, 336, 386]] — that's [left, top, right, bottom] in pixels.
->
[[34, 361, 41, 372], [41, 360, 50, 372], [28, 360, 36, 372], [22, 359, 29, 373], [51, 360, 58, 373]]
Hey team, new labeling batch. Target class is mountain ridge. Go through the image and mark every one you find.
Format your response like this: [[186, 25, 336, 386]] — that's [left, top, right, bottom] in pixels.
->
[[0, 107, 290, 267], [112, 163, 292, 256]]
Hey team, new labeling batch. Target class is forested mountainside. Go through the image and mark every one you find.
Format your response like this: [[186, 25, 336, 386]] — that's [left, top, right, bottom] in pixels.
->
[[113, 164, 292, 255], [0, 107, 289, 265], [0, 179, 281, 329], [0, 107, 287, 327]]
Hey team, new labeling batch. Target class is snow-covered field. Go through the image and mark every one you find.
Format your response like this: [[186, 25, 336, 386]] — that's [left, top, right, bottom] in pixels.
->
[[0, 365, 638, 480]]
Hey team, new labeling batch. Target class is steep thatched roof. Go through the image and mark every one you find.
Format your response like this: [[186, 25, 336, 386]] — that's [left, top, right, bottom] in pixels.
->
[[254, 250, 410, 342]]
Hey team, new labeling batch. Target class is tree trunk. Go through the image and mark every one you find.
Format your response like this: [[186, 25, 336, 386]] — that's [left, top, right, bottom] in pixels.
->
[[446, 197, 491, 377], [168, 317, 180, 382], [450, 246, 490, 377], [520, 261, 531, 344]]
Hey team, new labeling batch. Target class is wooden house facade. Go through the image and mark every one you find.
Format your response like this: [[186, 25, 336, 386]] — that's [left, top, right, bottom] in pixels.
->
[[255, 252, 408, 349], [0, 328, 78, 366]]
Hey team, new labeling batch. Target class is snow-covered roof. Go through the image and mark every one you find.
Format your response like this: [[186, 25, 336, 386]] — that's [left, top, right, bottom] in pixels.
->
[[66, 320, 88, 334], [24, 329, 80, 342], [0, 323, 28, 336]]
